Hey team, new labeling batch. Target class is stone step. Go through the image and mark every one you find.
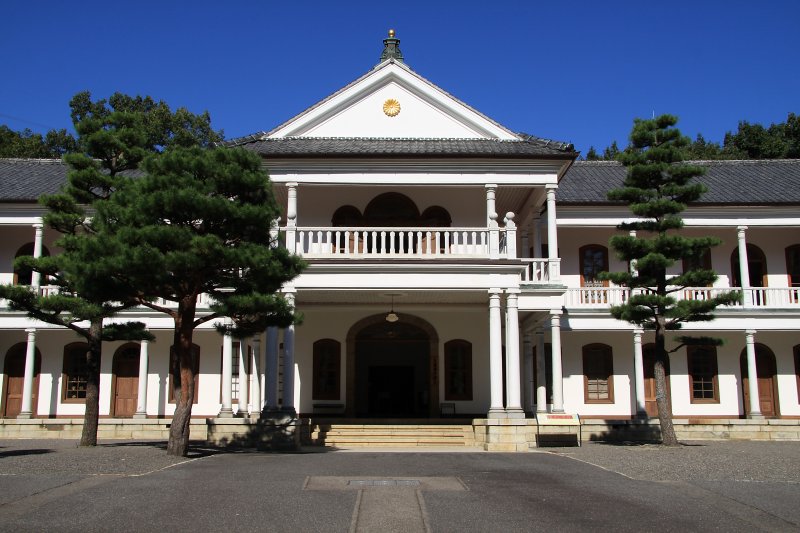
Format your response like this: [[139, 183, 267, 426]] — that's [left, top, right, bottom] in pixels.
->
[[307, 423, 474, 447]]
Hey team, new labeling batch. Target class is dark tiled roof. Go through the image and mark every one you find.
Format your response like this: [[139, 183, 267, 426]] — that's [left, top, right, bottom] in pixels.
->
[[558, 159, 800, 205], [2, 157, 799, 205], [0, 158, 67, 201], [225, 136, 576, 157]]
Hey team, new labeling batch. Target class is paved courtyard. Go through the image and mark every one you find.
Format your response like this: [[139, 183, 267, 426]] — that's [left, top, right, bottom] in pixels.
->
[[0, 439, 798, 532]]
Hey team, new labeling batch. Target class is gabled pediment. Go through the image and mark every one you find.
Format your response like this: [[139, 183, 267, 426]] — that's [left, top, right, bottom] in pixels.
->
[[267, 60, 519, 140]]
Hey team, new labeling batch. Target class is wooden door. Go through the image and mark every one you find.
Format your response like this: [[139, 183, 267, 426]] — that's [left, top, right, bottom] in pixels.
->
[[643, 345, 670, 418], [740, 345, 779, 418], [3, 343, 41, 418], [112, 345, 139, 417]]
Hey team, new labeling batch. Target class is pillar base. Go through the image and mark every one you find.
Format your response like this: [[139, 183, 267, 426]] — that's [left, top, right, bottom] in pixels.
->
[[748, 413, 765, 420], [505, 408, 527, 419], [132, 412, 148, 419], [487, 408, 508, 419], [16, 412, 32, 420], [217, 408, 234, 419]]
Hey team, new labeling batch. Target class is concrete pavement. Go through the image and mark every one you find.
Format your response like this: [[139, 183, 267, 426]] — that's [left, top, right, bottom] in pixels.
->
[[0, 439, 798, 532]]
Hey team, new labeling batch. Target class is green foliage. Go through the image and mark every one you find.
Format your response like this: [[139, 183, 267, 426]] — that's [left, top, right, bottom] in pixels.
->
[[599, 114, 740, 332], [587, 112, 799, 161], [93, 145, 305, 337], [0, 125, 77, 158]]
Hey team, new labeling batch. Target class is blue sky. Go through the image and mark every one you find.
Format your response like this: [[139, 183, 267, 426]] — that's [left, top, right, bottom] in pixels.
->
[[2, 1, 798, 155]]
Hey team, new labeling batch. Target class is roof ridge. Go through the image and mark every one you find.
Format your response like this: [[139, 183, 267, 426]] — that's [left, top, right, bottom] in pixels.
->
[[0, 157, 65, 164]]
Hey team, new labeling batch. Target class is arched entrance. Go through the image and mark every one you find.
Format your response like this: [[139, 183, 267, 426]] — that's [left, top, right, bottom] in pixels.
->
[[740, 344, 780, 417], [3, 343, 41, 417], [346, 314, 439, 418], [111, 343, 139, 417]]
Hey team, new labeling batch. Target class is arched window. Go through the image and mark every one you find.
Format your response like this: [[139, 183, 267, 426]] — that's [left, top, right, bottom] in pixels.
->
[[13, 242, 50, 286], [313, 339, 341, 401], [420, 206, 452, 227], [785, 245, 800, 288], [331, 205, 363, 227], [579, 245, 609, 287], [62, 343, 89, 402], [363, 192, 420, 225], [582, 343, 614, 403], [687, 345, 718, 403], [731, 244, 768, 287], [444, 340, 472, 401]]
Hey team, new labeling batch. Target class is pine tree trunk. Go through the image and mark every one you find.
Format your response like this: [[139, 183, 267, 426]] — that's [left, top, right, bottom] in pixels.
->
[[167, 300, 197, 457], [654, 318, 679, 446], [79, 319, 103, 447]]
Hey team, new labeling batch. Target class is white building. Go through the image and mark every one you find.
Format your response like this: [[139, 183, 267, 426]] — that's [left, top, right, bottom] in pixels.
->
[[1, 33, 799, 447]]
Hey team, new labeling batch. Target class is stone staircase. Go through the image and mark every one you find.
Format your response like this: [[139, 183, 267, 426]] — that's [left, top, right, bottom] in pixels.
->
[[305, 419, 477, 448]]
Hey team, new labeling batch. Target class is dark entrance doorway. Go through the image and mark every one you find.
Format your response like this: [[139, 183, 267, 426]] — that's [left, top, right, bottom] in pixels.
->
[[352, 320, 433, 418]]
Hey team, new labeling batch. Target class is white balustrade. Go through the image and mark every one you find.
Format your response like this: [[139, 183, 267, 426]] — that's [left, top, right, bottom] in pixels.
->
[[291, 226, 496, 258]]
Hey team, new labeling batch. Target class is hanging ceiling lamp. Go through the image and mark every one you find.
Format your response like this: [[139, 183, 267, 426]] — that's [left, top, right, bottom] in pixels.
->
[[385, 294, 399, 323]]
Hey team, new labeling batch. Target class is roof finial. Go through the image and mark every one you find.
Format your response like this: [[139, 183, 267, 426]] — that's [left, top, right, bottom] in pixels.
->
[[379, 29, 404, 64]]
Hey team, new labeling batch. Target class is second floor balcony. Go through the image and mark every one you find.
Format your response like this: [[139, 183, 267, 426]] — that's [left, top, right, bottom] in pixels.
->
[[564, 286, 800, 310]]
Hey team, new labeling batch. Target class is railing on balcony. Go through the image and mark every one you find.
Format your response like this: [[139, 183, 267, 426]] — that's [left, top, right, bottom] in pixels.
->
[[289, 226, 496, 258], [520, 258, 560, 283], [564, 287, 800, 309]]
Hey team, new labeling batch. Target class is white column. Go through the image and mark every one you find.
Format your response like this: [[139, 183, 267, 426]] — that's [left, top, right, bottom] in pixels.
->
[[265, 327, 279, 411], [504, 290, 524, 417], [737, 226, 753, 307], [237, 341, 249, 416], [550, 310, 564, 413], [31, 223, 44, 289], [282, 292, 296, 415], [17, 328, 37, 419], [523, 332, 534, 414], [250, 335, 262, 417], [535, 328, 547, 413], [632, 329, 646, 417], [629, 230, 638, 276], [744, 330, 763, 419], [485, 184, 497, 225], [545, 186, 560, 279], [488, 289, 504, 417], [504, 212, 517, 259], [218, 323, 234, 418], [133, 338, 149, 418], [286, 182, 298, 253]]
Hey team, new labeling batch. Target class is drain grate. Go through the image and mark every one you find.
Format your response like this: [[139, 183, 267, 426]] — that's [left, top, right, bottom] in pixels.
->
[[348, 479, 421, 486]]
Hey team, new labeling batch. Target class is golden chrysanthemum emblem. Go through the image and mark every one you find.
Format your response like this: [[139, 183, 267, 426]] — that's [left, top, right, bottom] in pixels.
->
[[383, 98, 401, 117]]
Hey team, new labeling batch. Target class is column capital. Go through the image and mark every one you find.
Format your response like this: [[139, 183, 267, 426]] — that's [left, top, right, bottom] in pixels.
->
[[745, 329, 757, 338], [286, 181, 298, 189], [633, 329, 643, 341], [505, 288, 521, 296], [24, 327, 36, 334], [736, 224, 748, 231], [484, 183, 497, 190], [545, 184, 558, 191], [549, 309, 563, 317], [32, 222, 44, 230]]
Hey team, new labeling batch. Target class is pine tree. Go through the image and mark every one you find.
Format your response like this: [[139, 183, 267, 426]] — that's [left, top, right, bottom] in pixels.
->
[[93, 146, 305, 456], [599, 115, 740, 445], [0, 92, 222, 446]]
